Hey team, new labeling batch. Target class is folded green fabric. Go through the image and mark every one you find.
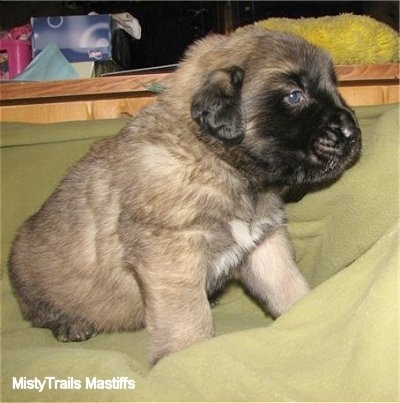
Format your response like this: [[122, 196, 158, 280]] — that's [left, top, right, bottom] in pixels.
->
[[1, 104, 398, 402]]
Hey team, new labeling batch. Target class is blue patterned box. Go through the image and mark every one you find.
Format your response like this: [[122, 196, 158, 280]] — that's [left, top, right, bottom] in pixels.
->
[[31, 15, 112, 62]]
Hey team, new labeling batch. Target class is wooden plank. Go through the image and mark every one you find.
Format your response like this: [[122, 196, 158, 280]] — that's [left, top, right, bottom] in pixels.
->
[[335, 63, 399, 81], [0, 73, 170, 103], [1, 83, 396, 123], [1, 64, 399, 104], [0, 101, 93, 123], [339, 83, 399, 106], [0, 96, 157, 123], [1, 64, 399, 122], [91, 96, 156, 120]]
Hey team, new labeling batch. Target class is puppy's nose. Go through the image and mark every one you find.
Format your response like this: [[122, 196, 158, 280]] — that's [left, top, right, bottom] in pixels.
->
[[329, 110, 360, 140], [340, 124, 361, 139]]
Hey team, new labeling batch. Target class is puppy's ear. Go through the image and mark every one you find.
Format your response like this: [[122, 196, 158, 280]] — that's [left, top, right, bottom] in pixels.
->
[[191, 66, 245, 145]]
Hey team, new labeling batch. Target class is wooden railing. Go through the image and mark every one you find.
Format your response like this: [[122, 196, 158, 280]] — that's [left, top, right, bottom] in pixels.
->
[[0, 64, 398, 123]]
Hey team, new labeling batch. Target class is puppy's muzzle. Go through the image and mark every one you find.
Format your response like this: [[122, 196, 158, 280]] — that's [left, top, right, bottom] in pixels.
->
[[313, 107, 361, 165]]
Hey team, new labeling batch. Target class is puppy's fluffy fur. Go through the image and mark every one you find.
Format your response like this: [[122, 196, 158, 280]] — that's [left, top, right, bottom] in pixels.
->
[[9, 28, 361, 365]]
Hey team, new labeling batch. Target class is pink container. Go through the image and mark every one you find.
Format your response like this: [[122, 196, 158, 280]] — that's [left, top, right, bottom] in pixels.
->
[[0, 39, 31, 79]]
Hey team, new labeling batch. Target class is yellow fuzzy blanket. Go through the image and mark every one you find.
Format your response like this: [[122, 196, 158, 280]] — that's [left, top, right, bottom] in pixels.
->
[[254, 13, 399, 64]]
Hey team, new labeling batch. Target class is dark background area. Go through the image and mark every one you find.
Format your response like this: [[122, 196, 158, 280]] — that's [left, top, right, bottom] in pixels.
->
[[1, 1, 398, 69]]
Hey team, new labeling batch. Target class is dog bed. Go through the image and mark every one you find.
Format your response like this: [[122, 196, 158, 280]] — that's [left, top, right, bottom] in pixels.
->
[[1, 103, 398, 402], [254, 13, 399, 65]]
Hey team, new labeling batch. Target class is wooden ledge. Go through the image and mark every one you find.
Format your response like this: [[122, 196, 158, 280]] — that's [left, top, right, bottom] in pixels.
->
[[335, 63, 399, 81], [1, 64, 399, 105], [0, 72, 171, 103]]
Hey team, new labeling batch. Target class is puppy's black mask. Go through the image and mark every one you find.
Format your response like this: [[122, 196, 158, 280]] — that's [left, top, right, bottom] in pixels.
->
[[191, 39, 362, 200]]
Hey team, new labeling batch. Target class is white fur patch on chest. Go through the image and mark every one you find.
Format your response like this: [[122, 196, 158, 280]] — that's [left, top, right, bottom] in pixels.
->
[[229, 219, 263, 250], [212, 218, 271, 279]]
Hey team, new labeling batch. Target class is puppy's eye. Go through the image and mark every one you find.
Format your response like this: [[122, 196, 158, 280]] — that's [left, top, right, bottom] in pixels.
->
[[285, 90, 304, 105]]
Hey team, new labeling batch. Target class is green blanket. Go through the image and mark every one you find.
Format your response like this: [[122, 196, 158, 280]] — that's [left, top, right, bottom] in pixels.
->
[[1, 104, 398, 402]]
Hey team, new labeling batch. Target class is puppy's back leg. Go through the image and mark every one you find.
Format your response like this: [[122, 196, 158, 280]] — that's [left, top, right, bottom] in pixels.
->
[[240, 226, 310, 318], [9, 269, 98, 342], [9, 239, 145, 339], [32, 303, 98, 342]]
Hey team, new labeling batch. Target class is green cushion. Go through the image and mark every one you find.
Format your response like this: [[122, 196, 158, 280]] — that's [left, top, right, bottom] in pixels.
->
[[1, 104, 398, 401]]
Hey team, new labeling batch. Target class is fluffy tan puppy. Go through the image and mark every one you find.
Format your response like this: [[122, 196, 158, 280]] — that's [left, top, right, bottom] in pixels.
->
[[9, 27, 361, 365]]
